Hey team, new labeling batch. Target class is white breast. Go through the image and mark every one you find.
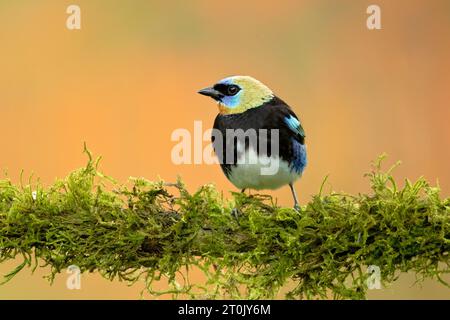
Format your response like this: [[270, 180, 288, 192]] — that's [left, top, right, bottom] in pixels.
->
[[227, 147, 301, 190]]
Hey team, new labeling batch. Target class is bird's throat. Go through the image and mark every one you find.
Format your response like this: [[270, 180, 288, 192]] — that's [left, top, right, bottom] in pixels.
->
[[218, 103, 234, 115], [217, 103, 256, 115]]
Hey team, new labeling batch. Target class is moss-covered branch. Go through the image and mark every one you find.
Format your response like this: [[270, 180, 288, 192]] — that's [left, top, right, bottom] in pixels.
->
[[0, 149, 449, 299]]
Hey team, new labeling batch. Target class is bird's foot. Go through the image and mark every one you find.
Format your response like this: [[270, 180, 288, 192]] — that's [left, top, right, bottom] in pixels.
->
[[293, 203, 302, 212], [231, 207, 242, 223], [357, 232, 362, 243]]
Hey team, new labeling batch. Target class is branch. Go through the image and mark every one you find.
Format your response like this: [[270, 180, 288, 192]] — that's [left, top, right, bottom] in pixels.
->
[[0, 152, 449, 299]]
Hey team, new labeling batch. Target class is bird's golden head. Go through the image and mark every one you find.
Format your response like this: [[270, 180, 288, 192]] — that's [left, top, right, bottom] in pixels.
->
[[198, 76, 274, 115]]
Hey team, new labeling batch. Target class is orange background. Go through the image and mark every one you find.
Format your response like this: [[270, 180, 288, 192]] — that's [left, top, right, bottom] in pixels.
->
[[0, 0, 449, 299]]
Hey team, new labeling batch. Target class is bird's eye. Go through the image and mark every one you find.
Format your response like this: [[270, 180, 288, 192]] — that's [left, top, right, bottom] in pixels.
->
[[227, 85, 240, 96]]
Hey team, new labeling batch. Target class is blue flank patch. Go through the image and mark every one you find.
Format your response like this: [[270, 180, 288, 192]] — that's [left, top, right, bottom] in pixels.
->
[[291, 138, 307, 174]]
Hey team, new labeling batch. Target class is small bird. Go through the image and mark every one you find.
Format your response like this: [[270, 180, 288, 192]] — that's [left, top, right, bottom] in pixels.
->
[[198, 76, 307, 210]]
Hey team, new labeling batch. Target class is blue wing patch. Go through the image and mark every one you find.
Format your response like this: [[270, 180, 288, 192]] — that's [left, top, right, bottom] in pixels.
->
[[284, 115, 305, 138]]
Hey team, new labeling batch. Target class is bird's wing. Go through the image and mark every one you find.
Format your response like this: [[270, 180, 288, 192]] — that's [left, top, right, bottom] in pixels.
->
[[264, 100, 307, 173], [257, 96, 306, 143]]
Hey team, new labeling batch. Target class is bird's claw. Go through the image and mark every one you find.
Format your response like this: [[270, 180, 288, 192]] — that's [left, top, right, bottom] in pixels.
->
[[293, 203, 302, 212], [357, 232, 362, 243], [231, 207, 242, 223]]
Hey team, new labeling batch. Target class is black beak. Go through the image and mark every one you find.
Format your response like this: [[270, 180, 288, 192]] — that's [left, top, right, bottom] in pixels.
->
[[198, 87, 223, 101]]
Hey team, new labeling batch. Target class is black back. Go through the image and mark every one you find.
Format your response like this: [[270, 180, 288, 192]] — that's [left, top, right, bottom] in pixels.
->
[[212, 96, 305, 177]]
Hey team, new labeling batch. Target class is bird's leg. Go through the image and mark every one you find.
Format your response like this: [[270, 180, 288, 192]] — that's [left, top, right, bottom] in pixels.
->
[[231, 208, 239, 221], [357, 232, 362, 243], [289, 183, 301, 212], [232, 189, 247, 221]]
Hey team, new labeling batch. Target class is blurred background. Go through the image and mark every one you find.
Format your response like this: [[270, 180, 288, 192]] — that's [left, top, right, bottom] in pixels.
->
[[0, 0, 449, 299]]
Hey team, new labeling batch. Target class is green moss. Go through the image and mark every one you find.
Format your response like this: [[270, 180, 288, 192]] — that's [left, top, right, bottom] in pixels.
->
[[0, 150, 449, 299]]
